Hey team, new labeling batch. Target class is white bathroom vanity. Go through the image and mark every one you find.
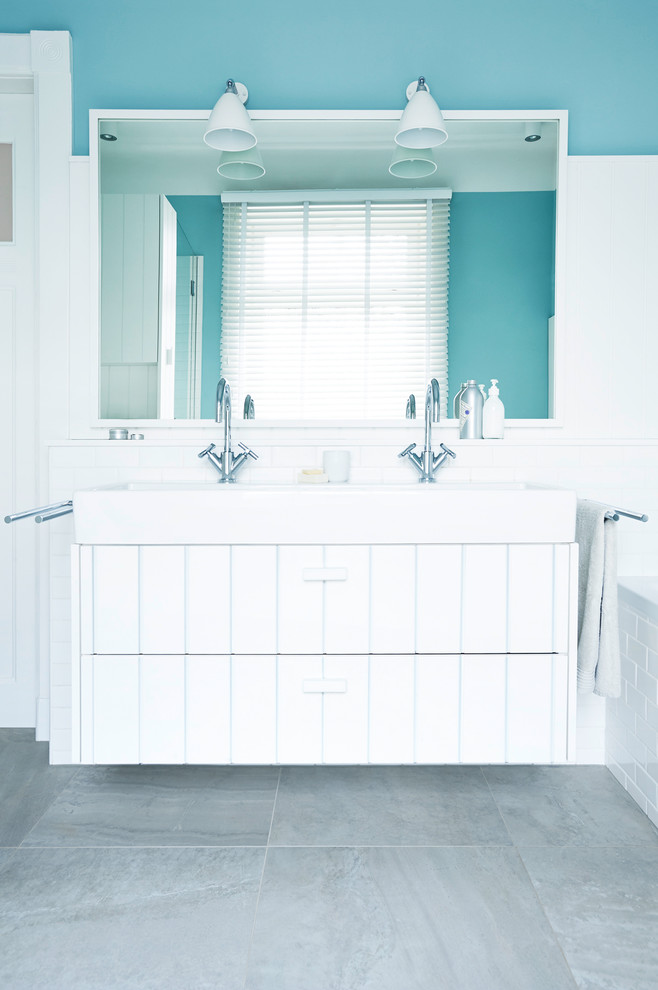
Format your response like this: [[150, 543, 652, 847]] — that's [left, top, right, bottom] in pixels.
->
[[70, 482, 578, 766]]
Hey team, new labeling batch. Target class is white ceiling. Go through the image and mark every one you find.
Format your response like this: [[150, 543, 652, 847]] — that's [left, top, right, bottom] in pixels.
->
[[100, 115, 560, 195]]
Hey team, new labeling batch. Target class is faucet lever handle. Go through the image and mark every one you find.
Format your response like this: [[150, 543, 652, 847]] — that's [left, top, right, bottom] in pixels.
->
[[197, 443, 216, 458], [398, 443, 417, 458], [238, 441, 258, 461], [439, 443, 456, 458]]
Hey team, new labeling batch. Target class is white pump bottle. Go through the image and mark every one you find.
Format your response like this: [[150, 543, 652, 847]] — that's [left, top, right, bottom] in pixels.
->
[[482, 379, 505, 439]]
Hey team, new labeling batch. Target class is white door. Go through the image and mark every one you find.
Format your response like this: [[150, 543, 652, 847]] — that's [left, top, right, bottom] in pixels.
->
[[0, 92, 37, 726]]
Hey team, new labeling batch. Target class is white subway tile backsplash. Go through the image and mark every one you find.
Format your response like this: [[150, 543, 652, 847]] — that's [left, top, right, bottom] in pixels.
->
[[93, 446, 141, 468], [73, 467, 119, 489], [619, 606, 638, 637], [626, 683, 647, 719], [138, 446, 186, 468], [268, 446, 319, 468], [637, 618, 658, 653], [51, 446, 96, 468], [648, 650, 658, 678], [636, 766, 657, 805], [626, 779, 648, 813], [646, 701, 658, 733], [621, 655, 637, 686], [608, 588, 658, 827], [636, 716, 658, 754], [637, 668, 658, 706], [627, 636, 648, 667]]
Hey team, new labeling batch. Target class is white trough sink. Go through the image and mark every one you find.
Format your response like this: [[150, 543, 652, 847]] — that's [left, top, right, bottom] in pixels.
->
[[73, 481, 576, 545]]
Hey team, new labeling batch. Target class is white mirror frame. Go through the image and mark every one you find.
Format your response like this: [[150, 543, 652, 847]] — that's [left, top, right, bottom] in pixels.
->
[[71, 107, 568, 440]]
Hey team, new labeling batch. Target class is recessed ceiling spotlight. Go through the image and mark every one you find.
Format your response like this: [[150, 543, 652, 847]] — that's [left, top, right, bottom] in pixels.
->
[[100, 126, 117, 142], [524, 122, 542, 142]]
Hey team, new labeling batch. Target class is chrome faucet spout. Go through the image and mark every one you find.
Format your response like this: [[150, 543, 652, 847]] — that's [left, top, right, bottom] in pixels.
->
[[203, 379, 258, 483], [216, 377, 231, 456], [424, 378, 440, 451], [399, 378, 454, 482]]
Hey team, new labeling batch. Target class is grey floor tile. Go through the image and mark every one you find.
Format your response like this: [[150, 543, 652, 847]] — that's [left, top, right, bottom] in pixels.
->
[[482, 766, 658, 846], [0, 846, 264, 990], [246, 846, 576, 990], [520, 845, 658, 990], [270, 765, 511, 846], [0, 729, 79, 846], [22, 765, 279, 847]]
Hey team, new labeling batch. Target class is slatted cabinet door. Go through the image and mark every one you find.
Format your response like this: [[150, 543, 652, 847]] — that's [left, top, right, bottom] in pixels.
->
[[370, 547, 415, 654], [185, 656, 231, 763], [230, 655, 277, 763], [323, 547, 369, 654], [231, 547, 277, 654], [277, 656, 324, 763], [369, 656, 415, 763], [277, 547, 324, 654], [81, 655, 139, 764], [140, 655, 185, 763]]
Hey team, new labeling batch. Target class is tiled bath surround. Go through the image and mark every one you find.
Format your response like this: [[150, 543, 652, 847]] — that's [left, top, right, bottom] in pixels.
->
[[44, 437, 658, 765], [607, 580, 658, 828]]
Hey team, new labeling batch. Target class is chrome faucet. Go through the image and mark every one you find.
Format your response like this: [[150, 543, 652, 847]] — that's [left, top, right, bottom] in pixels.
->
[[198, 378, 258, 482], [398, 378, 456, 483]]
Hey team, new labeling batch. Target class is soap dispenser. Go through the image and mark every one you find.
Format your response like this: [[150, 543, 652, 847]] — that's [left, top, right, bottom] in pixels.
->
[[459, 381, 484, 439], [482, 379, 505, 439]]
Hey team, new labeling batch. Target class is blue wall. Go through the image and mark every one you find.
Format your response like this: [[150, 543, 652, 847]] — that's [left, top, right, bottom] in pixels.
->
[[2, 1, 658, 156], [166, 196, 222, 419], [449, 191, 555, 418]]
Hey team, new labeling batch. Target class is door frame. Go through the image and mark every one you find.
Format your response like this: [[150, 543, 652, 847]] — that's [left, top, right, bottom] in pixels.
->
[[0, 32, 72, 736]]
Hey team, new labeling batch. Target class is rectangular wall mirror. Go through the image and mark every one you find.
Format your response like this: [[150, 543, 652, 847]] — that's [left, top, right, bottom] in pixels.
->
[[92, 109, 567, 424]]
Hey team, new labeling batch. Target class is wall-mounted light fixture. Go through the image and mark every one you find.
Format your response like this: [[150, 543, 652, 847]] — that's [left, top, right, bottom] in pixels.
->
[[204, 79, 257, 152], [217, 148, 266, 180], [395, 77, 448, 149], [388, 145, 437, 179]]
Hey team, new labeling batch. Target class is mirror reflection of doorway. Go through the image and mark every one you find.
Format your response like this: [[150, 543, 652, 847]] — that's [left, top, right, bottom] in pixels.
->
[[174, 254, 203, 419]]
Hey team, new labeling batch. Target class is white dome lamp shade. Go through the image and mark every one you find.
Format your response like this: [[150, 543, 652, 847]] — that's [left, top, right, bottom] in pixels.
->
[[389, 145, 437, 179], [217, 148, 266, 180], [204, 79, 257, 152], [395, 77, 448, 150]]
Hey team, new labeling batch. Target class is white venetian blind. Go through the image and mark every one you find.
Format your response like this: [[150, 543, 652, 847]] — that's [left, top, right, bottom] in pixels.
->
[[220, 190, 450, 419]]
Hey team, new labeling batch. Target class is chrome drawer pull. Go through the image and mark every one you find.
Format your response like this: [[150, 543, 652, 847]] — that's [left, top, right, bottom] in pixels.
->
[[302, 678, 347, 694], [302, 567, 348, 582]]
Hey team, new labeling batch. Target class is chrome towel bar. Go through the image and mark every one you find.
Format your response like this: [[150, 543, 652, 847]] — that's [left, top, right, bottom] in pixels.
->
[[4, 499, 73, 525], [604, 506, 648, 523]]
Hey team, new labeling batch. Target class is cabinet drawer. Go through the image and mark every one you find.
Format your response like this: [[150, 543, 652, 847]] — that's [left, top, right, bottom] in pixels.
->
[[276, 656, 369, 764], [278, 546, 369, 653]]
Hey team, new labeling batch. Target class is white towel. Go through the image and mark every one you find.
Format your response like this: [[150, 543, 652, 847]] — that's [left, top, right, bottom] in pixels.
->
[[576, 499, 620, 697]]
